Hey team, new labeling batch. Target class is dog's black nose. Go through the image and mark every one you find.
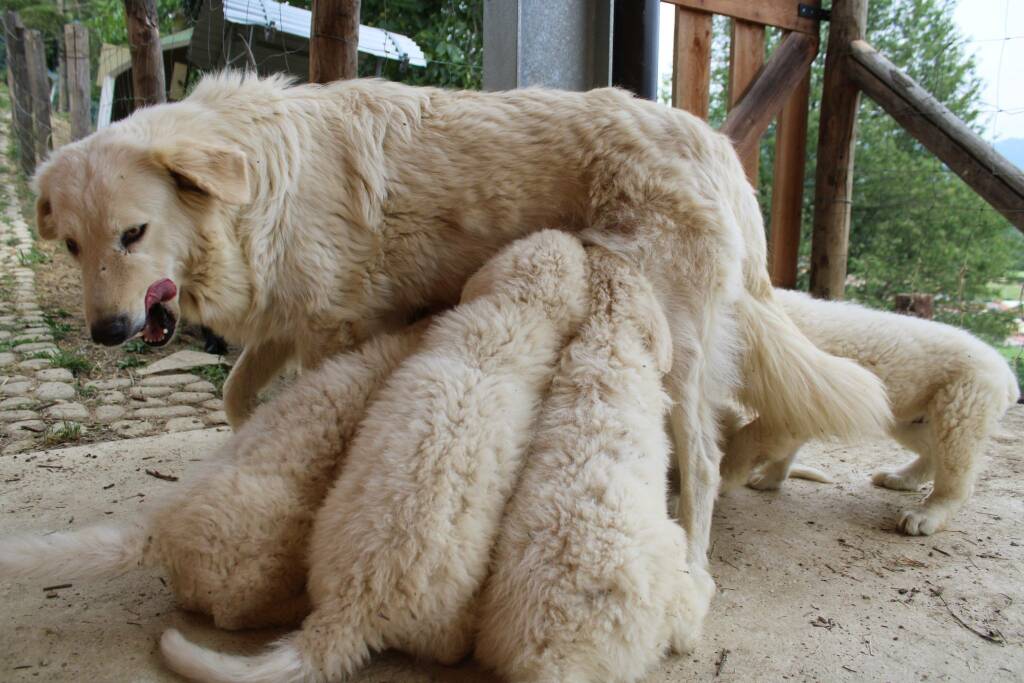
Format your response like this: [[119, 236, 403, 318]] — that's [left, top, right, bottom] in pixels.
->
[[90, 316, 132, 346]]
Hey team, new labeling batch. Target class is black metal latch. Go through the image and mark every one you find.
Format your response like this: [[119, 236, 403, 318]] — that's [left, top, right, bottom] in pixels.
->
[[798, 3, 832, 21]]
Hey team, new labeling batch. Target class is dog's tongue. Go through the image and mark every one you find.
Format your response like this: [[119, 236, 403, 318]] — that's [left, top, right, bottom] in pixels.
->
[[145, 279, 177, 311]]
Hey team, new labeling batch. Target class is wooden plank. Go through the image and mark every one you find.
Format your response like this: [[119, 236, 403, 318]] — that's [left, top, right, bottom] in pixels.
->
[[849, 40, 1024, 233], [728, 19, 765, 184], [65, 23, 91, 141], [769, 60, 812, 289], [24, 29, 52, 162], [310, 0, 360, 83], [663, 0, 821, 34], [720, 31, 817, 172], [3, 11, 35, 175], [672, 5, 712, 117], [124, 0, 166, 107], [808, 0, 867, 300], [58, 46, 69, 113]]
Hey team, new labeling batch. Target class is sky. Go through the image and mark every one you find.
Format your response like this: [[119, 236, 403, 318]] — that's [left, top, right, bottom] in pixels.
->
[[656, 0, 1024, 142]]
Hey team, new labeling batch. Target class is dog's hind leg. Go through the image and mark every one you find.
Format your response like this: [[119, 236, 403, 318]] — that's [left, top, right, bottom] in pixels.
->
[[872, 422, 936, 491], [898, 383, 989, 536]]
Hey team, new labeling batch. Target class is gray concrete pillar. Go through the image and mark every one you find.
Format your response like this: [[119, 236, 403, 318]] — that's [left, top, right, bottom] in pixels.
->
[[483, 0, 613, 91]]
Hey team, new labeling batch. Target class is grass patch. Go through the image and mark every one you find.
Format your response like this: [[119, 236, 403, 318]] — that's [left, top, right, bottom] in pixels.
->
[[998, 346, 1024, 390], [45, 421, 82, 446], [5, 237, 17, 247], [43, 348, 93, 376], [195, 364, 229, 393], [122, 339, 152, 355], [17, 245, 50, 267], [76, 382, 98, 399], [117, 354, 146, 370], [43, 311, 74, 342]]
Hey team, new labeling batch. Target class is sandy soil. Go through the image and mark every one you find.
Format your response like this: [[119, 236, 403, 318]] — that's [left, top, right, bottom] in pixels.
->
[[1, 408, 1022, 682]]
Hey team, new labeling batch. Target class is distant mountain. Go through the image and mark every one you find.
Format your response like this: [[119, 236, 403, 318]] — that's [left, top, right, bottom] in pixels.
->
[[995, 138, 1024, 170]]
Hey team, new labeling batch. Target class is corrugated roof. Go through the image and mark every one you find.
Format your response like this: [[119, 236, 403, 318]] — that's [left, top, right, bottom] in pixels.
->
[[222, 0, 426, 66]]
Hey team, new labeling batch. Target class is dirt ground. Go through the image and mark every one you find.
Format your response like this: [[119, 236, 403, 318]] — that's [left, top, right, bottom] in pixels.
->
[[1, 408, 1021, 682]]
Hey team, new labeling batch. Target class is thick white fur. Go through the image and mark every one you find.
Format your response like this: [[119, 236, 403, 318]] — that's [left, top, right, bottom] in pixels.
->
[[721, 289, 1020, 535], [0, 329, 421, 629], [475, 247, 712, 683], [34, 73, 891, 570], [161, 231, 591, 683]]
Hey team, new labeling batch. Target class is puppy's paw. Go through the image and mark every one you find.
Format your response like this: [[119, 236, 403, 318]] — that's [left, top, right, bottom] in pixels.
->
[[872, 469, 925, 491], [747, 471, 784, 491], [898, 507, 946, 536]]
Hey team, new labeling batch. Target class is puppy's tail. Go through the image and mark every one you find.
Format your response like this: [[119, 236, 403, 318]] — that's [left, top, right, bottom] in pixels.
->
[[161, 630, 310, 683], [787, 464, 833, 484], [161, 622, 367, 683], [0, 523, 147, 583], [737, 291, 892, 441]]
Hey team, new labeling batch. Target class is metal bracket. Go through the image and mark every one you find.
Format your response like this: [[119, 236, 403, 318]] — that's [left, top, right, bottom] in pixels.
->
[[798, 3, 832, 21]]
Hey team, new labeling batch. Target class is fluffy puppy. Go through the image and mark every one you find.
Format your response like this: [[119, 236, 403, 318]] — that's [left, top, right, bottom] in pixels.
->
[[0, 328, 421, 629], [160, 230, 590, 683], [721, 289, 1020, 536], [475, 247, 712, 683]]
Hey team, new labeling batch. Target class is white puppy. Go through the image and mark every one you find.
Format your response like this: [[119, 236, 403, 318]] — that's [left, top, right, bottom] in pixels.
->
[[721, 289, 1020, 535], [0, 328, 421, 630], [475, 247, 712, 683], [160, 230, 590, 682]]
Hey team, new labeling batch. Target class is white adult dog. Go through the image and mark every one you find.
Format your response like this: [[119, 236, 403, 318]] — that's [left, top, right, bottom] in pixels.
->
[[721, 289, 1020, 535], [475, 247, 710, 683], [161, 231, 591, 682], [33, 73, 891, 568], [0, 328, 421, 629]]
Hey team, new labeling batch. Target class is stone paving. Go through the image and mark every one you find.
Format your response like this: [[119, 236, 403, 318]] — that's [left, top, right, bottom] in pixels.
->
[[0, 134, 228, 454]]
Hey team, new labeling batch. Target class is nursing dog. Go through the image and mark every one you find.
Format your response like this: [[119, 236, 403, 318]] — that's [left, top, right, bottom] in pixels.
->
[[33, 72, 890, 570], [0, 328, 422, 629], [720, 290, 1020, 535]]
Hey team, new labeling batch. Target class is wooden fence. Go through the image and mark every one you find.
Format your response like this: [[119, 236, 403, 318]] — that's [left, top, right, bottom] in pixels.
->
[[668, 0, 1024, 299]]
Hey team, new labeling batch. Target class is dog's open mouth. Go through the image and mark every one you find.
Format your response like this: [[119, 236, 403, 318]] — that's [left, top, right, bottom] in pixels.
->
[[142, 278, 178, 347]]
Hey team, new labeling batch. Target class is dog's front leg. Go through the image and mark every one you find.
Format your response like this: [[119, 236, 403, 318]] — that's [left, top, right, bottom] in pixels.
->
[[223, 338, 295, 428]]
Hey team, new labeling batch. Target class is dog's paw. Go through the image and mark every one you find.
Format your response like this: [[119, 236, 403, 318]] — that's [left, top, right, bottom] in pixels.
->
[[747, 471, 784, 491], [898, 507, 946, 536], [872, 469, 925, 491]]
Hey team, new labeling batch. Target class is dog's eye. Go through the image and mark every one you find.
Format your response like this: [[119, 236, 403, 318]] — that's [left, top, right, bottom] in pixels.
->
[[65, 239, 79, 256], [121, 224, 147, 248]]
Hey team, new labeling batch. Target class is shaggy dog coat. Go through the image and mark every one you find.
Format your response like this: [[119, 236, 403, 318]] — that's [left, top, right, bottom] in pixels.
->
[[474, 247, 711, 683], [720, 289, 1020, 535], [33, 73, 891, 570], [160, 231, 590, 683], [0, 328, 421, 629]]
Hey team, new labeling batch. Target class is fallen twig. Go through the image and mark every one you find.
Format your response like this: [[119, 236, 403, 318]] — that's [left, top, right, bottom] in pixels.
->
[[144, 469, 178, 482], [931, 546, 951, 557], [42, 583, 71, 592], [932, 589, 1005, 645], [714, 649, 729, 677]]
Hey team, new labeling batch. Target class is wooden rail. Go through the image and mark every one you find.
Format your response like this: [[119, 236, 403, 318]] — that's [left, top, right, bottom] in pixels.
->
[[670, 0, 822, 288], [848, 39, 1024, 233]]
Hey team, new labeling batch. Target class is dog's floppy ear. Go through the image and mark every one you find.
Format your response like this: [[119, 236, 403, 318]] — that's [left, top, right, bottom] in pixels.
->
[[35, 196, 57, 239], [153, 144, 251, 205]]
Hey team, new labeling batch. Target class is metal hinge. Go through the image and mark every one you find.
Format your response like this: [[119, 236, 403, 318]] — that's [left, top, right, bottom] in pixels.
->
[[798, 3, 832, 21]]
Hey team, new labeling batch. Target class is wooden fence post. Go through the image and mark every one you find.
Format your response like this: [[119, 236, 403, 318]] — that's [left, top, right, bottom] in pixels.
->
[[768, 64, 812, 288], [124, 0, 166, 107], [310, 0, 360, 83], [671, 6, 712, 118], [24, 29, 52, 162], [3, 11, 36, 175], [727, 19, 765, 186], [808, 0, 868, 299], [65, 23, 91, 141], [58, 45, 69, 112]]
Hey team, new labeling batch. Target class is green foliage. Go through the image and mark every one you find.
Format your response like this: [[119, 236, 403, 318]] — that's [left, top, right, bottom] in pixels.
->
[[122, 338, 152, 354], [17, 245, 49, 266], [42, 348, 93, 375], [116, 353, 146, 369], [357, 0, 482, 89], [45, 421, 82, 445], [195, 364, 228, 393]]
